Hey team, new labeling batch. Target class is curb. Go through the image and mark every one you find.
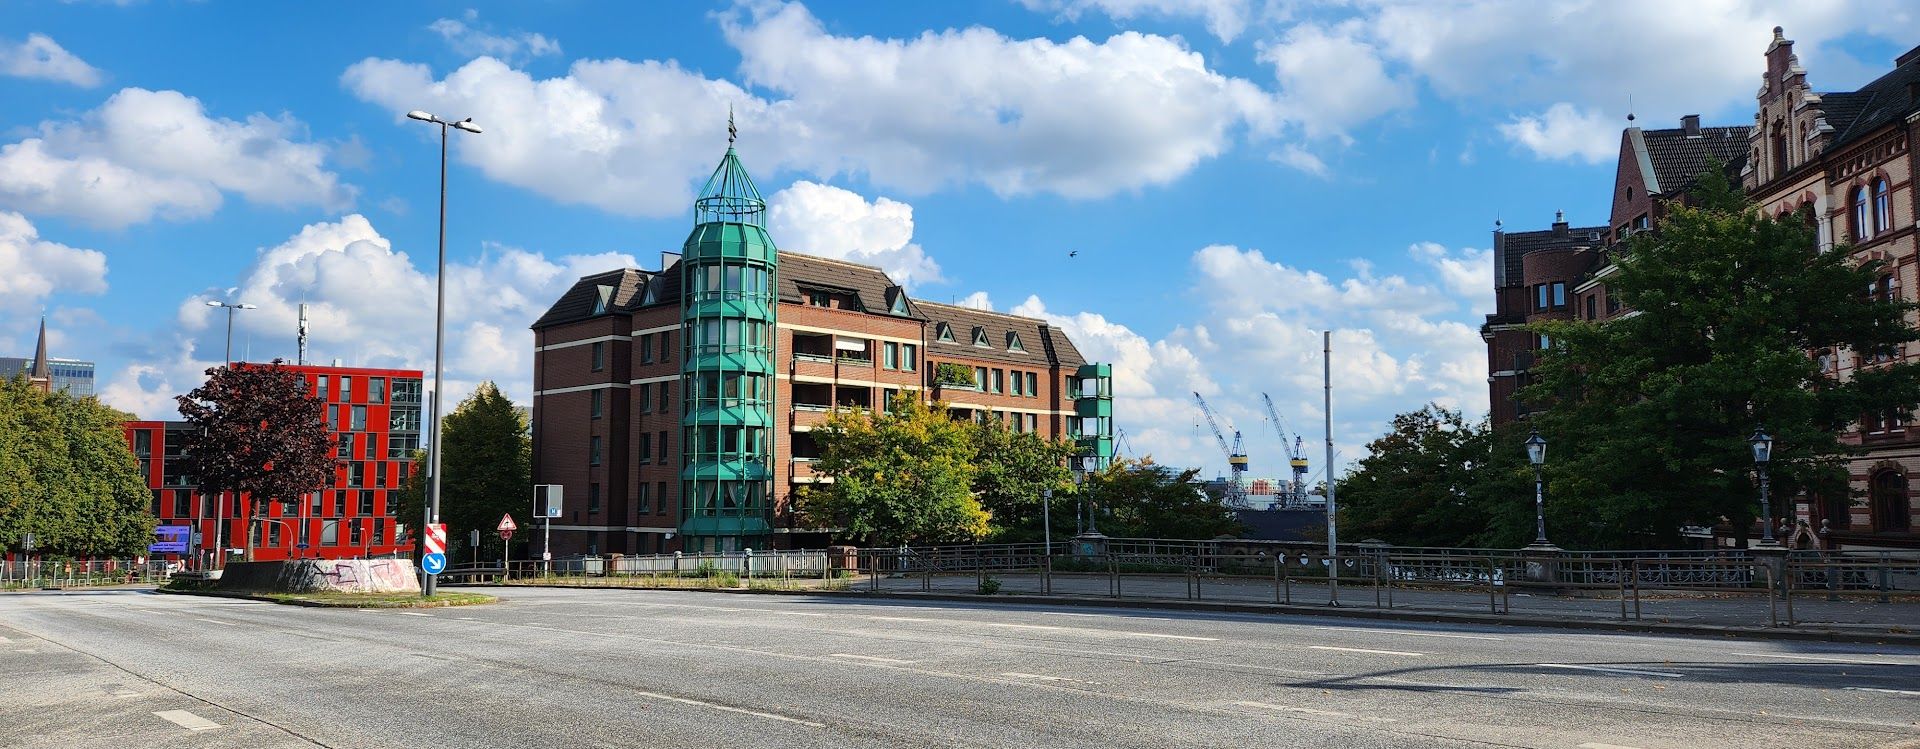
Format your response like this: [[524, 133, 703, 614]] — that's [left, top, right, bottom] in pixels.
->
[[155, 587, 496, 609], [484, 581, 1920, 646]]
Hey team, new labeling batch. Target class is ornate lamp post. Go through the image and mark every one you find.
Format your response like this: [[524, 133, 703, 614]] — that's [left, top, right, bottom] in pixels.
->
[[1749, 426, 1780, 548], [1525, 430, 1555, 549]]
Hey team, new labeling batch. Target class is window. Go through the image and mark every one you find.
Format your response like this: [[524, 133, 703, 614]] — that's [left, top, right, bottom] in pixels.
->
[[588, 483, 601, 513], [1537, 334, 1551, 350], [590, 436, 603, 465], [373, 518, 386, 546], [808, 290, 830, 307], [333, 491, 346, 516], [1585, 295, 1597, 320], [328, 404, 339, 427], [1011, 371, 1023, 396], [659, 331, 670, 362], [639, 333, 654, 363], [638, 382, 652, 413], [1007, 332, 1025, 352], [883, 342, 899, 369], [171, 491, 190, 518], [638, 432, 651, 463], [1606, 294, 1621, 315], [1025, 371, 1037, 397], [349, 462, 366, 487], [1551, 282, 1566, 308], [376, 461, 388, 487], [655, 481, 667, 513], [350, 405, 367, 430], [1872, 470, 1911, 532], [1853, 185, 1871, 241], [637, 483, 651, 514], [972, 326, 991, 347], [338, 432, 355, 459], [658, 383, 670, 413], [1874, 178, 1892, 234], [591, 389, 604, 419], [349, 519, 363, 547], [1028, 413, 1039, 431], [369, 378, 386, 404], [658, 431, 668, 462], [267, 522, 281, 547], [359, 490, 374, 515], [936, 323, 955, 343], [592, 341, 606, 371], [316, 375, 329, 399], [975, 366, 988, 389], [321, 519, 339, 545], [365, 434, 378, 461], [339, 376, 352, 402], [902, 344, 918, 372], [1535, 284, 1548, 311], [992, 369, 1004, 393], [309, 491, 323, 516]]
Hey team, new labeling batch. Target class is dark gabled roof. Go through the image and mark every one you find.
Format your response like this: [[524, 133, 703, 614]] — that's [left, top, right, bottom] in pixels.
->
[[1822, 56, 1920, 149], [1642, 126, 1750, 195], [1498, 225, 1607, 286], [531, 268, 651, 329], [918, 301, 1085, 369], [777, 252, 925, 320]]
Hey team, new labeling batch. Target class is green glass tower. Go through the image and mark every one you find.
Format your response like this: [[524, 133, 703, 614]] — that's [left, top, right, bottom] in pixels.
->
[[1074, 363, 1115, 474], [678, 135, 777, 552]]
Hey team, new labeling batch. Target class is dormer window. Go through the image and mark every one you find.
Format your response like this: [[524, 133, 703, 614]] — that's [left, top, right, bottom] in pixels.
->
[[972, 326, 990, 347], [936, 323, 955, 343], [1006, 332, 1025, 352], [593, 285, 613, 315], [890, 293, 909, 315]]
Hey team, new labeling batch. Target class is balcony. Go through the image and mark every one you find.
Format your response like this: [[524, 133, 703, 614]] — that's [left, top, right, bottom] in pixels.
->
[[790, 459, 833, 483]]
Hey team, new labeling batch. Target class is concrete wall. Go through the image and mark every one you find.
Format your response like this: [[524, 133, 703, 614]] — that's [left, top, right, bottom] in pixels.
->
[[215, 559, 421, 594]]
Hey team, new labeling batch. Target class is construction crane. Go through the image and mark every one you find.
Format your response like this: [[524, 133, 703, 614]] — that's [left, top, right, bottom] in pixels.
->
[[1261, 392, 1310, 508], [1192, 392, 1250, 508]]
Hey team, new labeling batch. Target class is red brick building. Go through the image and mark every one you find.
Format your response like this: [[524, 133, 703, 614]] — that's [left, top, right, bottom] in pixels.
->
[[126, 363, 424, 565]]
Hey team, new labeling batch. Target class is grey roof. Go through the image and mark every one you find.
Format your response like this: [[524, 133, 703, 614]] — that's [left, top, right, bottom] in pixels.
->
[[1822, 56, 1920, 149], [776, 252, 924, 320], [918, 301, 1086, 369], [531, 268, 652, 329], [1497, 225, 1607, 286], [1642, 126, 1750, 196]]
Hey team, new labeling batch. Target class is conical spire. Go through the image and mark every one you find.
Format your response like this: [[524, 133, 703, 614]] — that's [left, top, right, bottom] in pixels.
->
[[694, 111, 765, 227], [31, 316, 48, 378]]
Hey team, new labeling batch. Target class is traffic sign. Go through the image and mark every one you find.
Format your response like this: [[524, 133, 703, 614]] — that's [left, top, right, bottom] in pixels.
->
[[422, 553, 447, 574], [532, 485, 563, 518], [498, 513, 517, 532], [425, 523, 447, 556], [499, 529, 514, 541], [148, 525, 191, 554]]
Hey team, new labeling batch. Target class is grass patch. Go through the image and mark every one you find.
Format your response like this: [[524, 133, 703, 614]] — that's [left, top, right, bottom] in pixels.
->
[[262, 591, 497, 608], [159, 577, 219, 593]]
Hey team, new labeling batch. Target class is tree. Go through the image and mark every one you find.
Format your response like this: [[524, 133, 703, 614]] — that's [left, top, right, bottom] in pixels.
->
[[1079, 458, 1241, 539], [393, 382, 531, 559], [801, 394, 989, 545], [1521, 169, 1920, 547], [1334, 405, 1533, 548], [176, 360, 333, 559], [0, 374, 155, 557], [972, 421, 1076, 542]]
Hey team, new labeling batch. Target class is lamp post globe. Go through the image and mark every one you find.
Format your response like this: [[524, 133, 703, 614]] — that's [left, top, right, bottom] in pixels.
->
[[1525, 430, 1554, 549], [1750, 426, 1780, 547]]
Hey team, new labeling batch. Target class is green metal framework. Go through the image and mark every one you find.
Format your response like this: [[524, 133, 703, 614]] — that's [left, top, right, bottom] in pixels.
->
[[679, 146, 778, 551], [1072, 363, 1115, 474]]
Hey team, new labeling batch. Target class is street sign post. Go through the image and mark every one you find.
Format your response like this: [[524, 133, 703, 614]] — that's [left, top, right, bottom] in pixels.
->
[[531, 486, 561, 575], [423, 522, 447, 577], [497, 514, 517, 566]]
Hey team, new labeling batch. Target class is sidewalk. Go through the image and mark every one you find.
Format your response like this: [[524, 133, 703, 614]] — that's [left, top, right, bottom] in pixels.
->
[[854, 572, 1918, 642]]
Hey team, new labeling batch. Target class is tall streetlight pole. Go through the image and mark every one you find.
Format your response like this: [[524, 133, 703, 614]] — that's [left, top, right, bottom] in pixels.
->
[[1750, 426, 1779, 548], [1524, 430, 1555, 549], [203, 300, 255, 569], [406, 110, 482, 597]]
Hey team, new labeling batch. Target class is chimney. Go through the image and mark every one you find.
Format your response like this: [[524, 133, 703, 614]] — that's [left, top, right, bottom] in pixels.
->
[[1681, 114, 1701, 136], [1897, 43, 1920, 69], [1552, 210, 1568, 237]]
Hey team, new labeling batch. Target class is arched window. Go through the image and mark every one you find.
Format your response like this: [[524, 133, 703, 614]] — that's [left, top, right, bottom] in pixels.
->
[[1873, 178, 1891, 234], [1872, 470, 1911, 532], [1772, 123, 1789, 177], [1852, 185, 1871, 241], [1824, 494, 1851, 530]]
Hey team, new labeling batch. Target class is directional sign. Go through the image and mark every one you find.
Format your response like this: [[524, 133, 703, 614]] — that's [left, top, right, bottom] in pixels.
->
[[422, 553, 447, 575], [425, 523, 447, 556], [497, 513, 517, 532], [148, 525, 191, 554]]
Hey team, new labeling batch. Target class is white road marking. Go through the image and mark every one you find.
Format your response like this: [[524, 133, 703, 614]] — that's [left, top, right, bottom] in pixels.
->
[[0, 635, 10, 642], [1001, 672, 1070, 681], [1537, 663, 1683, 678], [455, 617, 477, 620], [869, 616, 935, 623], [153, 710, 222, 731], [104, 685, 140, 698], [782, 612, 828, 617], [397, 612, 434, 618], [13, 648, 36, 653], [1309, 645, 1424, 657], [829, 653, 915, 664], [1312, 626, 1504, 641], [632, 690, 824, 728], [1843, 687, 1920, 697], [1578, 743, 1649, 749], [193, 618, 237, 626], [1235, 701, 1396, 722], [1732, 651, 1911, 666], [1039, 612, 1105, 617], [1121, 632, 1217, 641], [357, 608, 377, 612]]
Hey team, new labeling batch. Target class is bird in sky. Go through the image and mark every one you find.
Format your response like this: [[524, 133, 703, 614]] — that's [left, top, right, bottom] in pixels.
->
[[1068, 250, 1078, 257]]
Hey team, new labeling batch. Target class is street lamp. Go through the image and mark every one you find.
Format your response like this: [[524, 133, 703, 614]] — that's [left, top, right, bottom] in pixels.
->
[[1750, 426, 1779, 547], [406, 109, 481, 597], [1525, 430, 1554, 549], [204, 300, 257, 364]]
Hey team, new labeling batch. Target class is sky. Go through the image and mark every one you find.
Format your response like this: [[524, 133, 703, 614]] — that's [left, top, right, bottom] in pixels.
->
[[3, 0, 1916, 484]]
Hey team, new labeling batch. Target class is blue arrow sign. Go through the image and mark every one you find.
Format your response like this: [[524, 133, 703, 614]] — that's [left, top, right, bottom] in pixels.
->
[[422, 553, 447, 575]]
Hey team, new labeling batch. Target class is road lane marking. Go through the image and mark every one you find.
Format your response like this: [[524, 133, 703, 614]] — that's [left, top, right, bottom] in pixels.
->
[[1234, 701, 1396, 722], [869, 616, 935, 623], [397, 612, 434, 618], [1538, 664, 1682, 678], [153, 710, 222, 731], [1732, 651, 1911, 666], [1311, 627, 1504, 641], [1843, 687, 1920, 697], [1001, 672, 1069, 681], [1309, 646, 1423, 657], [193, 618, 237, 626], [829, 653, 915, 664], [632, 690, 824, 728]]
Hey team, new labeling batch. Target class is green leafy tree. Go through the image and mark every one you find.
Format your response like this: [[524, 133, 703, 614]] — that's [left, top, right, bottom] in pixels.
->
[[972, 422, 1076, 542], [176, 360, 334, 560], [1521, 170, 1920, 547], [1080, 457, 1241, 539], [1335, 405, 1533, 547], [392, 382, 530, 560], [801, 394, 989, 545], [0, 374, 155, 557]]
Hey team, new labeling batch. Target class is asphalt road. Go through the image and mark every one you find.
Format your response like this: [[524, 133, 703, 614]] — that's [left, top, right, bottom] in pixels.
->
[[1, 587, 1916, 749]]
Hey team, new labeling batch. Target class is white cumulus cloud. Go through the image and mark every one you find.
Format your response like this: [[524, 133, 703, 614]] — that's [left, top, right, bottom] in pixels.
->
[[1016, 0, 1256, 43], [1497, 103, 1619, 164], [428, 10, 562, 62], [766, 181, 943, 288], [0, 33, 102, 87], [0, 210, 107, 313]]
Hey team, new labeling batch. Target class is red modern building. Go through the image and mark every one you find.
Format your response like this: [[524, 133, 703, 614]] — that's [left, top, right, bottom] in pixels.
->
[[126, 363, 425, 565]]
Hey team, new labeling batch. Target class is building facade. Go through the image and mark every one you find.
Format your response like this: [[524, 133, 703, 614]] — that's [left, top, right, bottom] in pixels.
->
[[126, 363, 424, 565], [531, 141, 1112, 555], [1742, 29, 1920, 549]]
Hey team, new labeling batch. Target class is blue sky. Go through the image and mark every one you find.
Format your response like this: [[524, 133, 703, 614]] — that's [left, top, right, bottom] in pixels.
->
[[3, 0, 1915, 481]]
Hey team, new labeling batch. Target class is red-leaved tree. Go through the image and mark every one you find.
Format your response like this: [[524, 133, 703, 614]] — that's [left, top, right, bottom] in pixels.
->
[[176, 360, 333, 561]]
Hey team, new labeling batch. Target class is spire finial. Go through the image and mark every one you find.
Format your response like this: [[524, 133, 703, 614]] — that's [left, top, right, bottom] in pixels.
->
[[728, 105, 737, 146]]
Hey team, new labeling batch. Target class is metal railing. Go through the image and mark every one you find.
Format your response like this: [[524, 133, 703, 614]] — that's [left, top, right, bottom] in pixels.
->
[[1, 559, 177, 590]]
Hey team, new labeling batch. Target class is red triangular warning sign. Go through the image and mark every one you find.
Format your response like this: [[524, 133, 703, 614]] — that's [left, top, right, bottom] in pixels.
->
[[498, 513, 518, 531]]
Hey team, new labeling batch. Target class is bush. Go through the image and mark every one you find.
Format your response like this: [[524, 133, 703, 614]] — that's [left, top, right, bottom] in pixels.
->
[[977, 576, 1001, 595], [693, 561, 718, 578], [710, 571, 740, 588]]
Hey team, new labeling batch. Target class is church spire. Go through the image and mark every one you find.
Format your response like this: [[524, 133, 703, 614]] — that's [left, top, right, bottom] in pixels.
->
[[29, 315, 51, 393]]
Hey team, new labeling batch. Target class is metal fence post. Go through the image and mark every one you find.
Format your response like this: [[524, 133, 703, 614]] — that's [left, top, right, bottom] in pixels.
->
[[1881, 554, 1893, 604], [1109, 552, 1119, 598]]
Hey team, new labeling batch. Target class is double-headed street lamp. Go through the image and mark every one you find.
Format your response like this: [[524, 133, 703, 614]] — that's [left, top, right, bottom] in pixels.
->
[[1750, 426, 1779, 548], [405, 110, 481, 597], [205, 300, 257, 364], [1525, 430, 1555, 549]]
